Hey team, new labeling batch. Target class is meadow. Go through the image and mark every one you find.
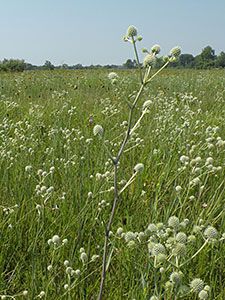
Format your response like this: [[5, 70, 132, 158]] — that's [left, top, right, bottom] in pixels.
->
[[0, 68, 225, 299]]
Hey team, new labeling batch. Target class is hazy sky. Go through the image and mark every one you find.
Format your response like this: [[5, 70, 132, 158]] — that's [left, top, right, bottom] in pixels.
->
[[0, 0, 225, 66]]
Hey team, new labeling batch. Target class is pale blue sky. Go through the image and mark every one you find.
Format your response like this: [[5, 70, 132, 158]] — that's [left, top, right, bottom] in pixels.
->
[[0, 0, 224, 66]]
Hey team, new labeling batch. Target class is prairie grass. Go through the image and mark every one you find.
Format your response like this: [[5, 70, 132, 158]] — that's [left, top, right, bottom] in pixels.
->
[[0, 68, 225, 299]]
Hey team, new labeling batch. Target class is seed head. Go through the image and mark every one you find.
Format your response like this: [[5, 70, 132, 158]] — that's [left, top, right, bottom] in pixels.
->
[[180, 155, 189, 163], [176, 232, 187, 243], [126, 25, 138, 37], [142, 48, 149, 53], [134, 163, 144, 173], [155, 253, 167, 263], [75, 269, 81, 276], [93, 124, 104, 136], [142, 100, 152, 110], [204, 226, 218, 240], [64, 260, 70, 267], [127, 240, 136, 248], [198, 290, 208, 299], [172, 243, 186, 256], [116, 227, 123, 236], [108, 72, 118, 80], [22, 290, 28, 296], [143, 54, 156, 67], [204, 285, 210, 292], [62, 238, 68, 245], [80, 252, 88, 264], [175, 185, 182, 193], [138, 232, 146, 242], [47, 265, 53, 271], [163, 56, 170, 62], [188, 235, 196, 243], [170, 46, 181, 57], [66, 267, 73, 275], [52, 235, 60, 245], [25, 165, 32, 172], [151, 44, 161, 54], [168, 216, 180, 229], [124, 231, 136, 242], [137, 35, 143, 41], [190, 278, 204, 293], [170, 271, 182, 284], [91, 254, 99, 262], [149, 296, 159, 300], [39, 291, 45, 298], [152, 243, 166, 256]]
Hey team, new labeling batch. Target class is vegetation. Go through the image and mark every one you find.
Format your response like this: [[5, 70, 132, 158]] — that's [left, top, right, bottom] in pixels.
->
[[0, 26, 225, 299], [1, 46, 225, 72], [0, 66, 225, 299]]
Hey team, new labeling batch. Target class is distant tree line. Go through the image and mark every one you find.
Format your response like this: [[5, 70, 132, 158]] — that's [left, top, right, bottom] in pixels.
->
[[1, 46, 225, 72]]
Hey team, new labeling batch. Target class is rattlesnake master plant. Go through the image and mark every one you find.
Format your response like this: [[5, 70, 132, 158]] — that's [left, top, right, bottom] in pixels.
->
[[119, 216, 224, 299], [94, 25, 181, 300], [91, 25, 225, 300]]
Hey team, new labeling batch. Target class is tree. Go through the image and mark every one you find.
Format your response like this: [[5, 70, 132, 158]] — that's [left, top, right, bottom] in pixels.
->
[[179, 54, 194, 68], [123, 59, 136, 69], [194, 46, 216, 68], [0, 59, 26, 72], [43, 60, 55, 70], [215, 51, 225, 68], [201, 46, 216, 61]]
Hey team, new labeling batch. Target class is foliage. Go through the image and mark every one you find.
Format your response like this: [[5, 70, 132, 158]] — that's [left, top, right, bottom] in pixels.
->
[[0, 59, 26, 72]]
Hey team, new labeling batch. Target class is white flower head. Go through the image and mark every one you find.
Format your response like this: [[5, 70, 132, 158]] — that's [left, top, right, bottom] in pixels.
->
[[126, 25, 138, 37], [93, 124, 104, 136], [143, 54, 156, 67], [108, 72, 118, 80], [134, 163, 144, 173], [142, 100, 152, 110], [170, 46, 181, 57], [151, 44, 161, 54]]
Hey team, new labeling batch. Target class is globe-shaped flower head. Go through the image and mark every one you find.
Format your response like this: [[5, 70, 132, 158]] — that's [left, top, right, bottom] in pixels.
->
[[170, 46, 181, 57], [190, 278, 204, 293], [143, 54, 156, 67], [151, 44, 161, 55], [93, 124, 104, 136], [126, 25, 138, 38]]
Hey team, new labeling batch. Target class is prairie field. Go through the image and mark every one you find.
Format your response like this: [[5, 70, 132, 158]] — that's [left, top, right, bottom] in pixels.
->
[[0, 68, 225, 299]]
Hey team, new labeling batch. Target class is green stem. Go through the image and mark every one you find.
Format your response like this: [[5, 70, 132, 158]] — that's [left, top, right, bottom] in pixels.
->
[[132, 36, 143, 84], [180, 240, 208, 267]]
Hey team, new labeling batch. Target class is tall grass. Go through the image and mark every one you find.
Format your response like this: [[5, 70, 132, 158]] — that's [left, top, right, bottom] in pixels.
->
[[0, 67, 225, 299]]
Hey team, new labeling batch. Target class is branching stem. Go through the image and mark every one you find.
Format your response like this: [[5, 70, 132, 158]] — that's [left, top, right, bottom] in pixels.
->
[[98, 49, 170, 300]]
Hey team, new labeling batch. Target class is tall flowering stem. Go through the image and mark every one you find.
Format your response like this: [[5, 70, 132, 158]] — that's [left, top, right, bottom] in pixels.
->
[[97, 25, 181, 300]]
